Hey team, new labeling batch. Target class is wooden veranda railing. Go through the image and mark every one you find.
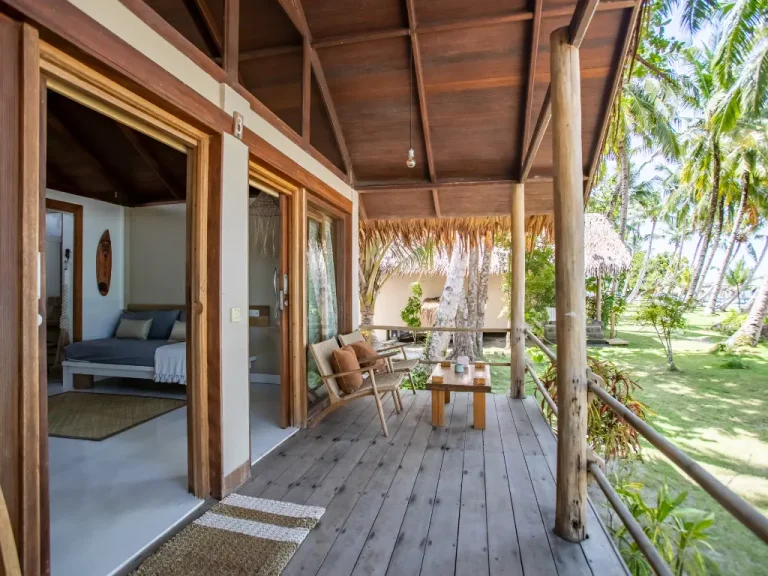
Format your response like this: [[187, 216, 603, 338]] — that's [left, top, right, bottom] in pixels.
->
[[525, 327, 768, 575]]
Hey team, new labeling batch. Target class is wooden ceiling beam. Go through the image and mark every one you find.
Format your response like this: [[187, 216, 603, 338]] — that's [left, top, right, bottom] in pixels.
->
[[432, 189, 442, 217], [239, 45, 303, 61], [182, 0, 223, 56], [358, 179, 520, 194], [302, 37, 311, 141], [308, 1, 633, 50], [47, 111, 133, 206], [521, 0, 543, 176], [406, 0, 436, 182], [223, 0, 239, 81], [521, 0, 604, 183], [359, 194, 368, 220], [275, 0, 354, 182], [117, 124, 184, 200]]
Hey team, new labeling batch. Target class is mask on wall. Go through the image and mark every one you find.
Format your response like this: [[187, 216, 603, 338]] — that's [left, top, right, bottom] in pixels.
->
[[96, 230, 112, 296]]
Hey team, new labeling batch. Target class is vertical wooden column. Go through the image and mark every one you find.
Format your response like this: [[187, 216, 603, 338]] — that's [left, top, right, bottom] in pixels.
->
[[223, 0, 240, 82], [510, 183, 526, 398], [550, 26, 588, 543]]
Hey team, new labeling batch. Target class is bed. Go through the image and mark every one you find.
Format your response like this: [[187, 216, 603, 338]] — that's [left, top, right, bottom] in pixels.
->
[[61, 306, 187, 391]]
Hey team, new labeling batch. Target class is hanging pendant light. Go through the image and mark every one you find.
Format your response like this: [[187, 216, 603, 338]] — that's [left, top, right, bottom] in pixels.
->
[[406, 43, 416, 169]]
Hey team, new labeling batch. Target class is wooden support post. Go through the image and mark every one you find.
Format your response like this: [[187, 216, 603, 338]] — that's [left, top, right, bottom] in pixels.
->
[[431, 390, 445, 426], [510, 183, 526, 398], [223, 0, 239, 82], [551, 26, 588, 543]]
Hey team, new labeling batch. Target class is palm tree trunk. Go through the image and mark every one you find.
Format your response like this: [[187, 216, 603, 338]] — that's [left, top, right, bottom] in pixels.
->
[[722, 237, 768, 310], [425, 241, 468, 361], [726, 270, 768, 347], [475, 242, 492, 353], [661, 235, 682, 289], [618, 140, 631, 241], [707, 171, 749, 313], [696, 192, 725, 300], [685, 139, 721, 302], [627, 218, 657, 302], [360, 301, 380, 346], [453, 242, 479, 360]]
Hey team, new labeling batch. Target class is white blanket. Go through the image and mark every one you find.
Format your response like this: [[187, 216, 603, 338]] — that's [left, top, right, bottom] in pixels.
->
[[154, 342, 187, 385]]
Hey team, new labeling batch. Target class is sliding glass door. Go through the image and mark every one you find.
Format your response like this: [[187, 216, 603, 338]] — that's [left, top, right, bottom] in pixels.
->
[[307, 211, 340, 410]]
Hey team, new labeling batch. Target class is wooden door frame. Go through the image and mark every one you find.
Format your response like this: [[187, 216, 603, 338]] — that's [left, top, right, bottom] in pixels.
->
[[44, 199, 83, 342], [9, 37, 217, 574]]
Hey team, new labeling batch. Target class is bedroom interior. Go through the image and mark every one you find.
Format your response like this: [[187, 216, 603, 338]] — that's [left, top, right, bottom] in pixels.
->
[[42, 88, 206, 576]]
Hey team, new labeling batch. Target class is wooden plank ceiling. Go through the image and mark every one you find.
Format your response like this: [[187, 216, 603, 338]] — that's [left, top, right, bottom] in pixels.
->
[[46, 90, 187, 206], [140, 0, 640, 219]]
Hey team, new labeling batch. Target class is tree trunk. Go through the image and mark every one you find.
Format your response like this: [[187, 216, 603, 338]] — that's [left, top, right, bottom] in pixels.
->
[[726, 270, 768, 347], [722, 237, 768, 310], [452, 242, 479, 360], [696, 192, 725, 300], [627, 218, 657, 302], [708, 171, 749, 313], [685, 139, 720, 302], [360, 301, 380, 346], [618, 140, 630, 241], [424, 241, 468, 361], [475, 241, 492, 354], [661, 234, 682, 290]]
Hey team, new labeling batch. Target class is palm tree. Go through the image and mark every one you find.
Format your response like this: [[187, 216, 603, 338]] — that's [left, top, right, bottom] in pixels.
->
[[726, 269, 768, 346], [628, 185, 665, 302], [707, 124, 768, 312], [721, 234, 768, 309], [725, 258, 750, 311]]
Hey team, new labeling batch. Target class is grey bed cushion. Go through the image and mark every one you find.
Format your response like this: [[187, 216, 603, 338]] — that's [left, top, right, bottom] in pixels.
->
[[116, 309, 181, 340], [65, 338, 171, 367]]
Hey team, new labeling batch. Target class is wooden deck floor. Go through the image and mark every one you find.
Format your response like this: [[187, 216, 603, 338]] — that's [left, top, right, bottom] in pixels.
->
[[239, 390, 628, 576]]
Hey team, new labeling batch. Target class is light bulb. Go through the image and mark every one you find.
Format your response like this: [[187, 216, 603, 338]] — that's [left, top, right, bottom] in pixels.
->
[[406, 148, 416, 169]]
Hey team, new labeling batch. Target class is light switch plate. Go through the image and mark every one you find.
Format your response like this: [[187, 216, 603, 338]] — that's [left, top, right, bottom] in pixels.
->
[[230, 307, 242, 322]]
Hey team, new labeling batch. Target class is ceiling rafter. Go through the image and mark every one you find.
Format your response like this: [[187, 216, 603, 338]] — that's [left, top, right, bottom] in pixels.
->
[[117, 124, 184, 200], [406, 0, 436, 182], [359, 194, 369, 220], [432, 189, 442, 218], [276, 0, 355, 183], [182, 0, 223, 57], [520, 0, 604, 183], [520, 0, 543, 177], [47, 111, 133, 206]]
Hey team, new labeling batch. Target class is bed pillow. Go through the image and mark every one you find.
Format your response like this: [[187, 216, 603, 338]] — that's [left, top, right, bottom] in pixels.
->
[[331, 346, 363, 394], [116, 309, 180, 340], [169, 321, 186, 342], [114, 318, 152, 340]]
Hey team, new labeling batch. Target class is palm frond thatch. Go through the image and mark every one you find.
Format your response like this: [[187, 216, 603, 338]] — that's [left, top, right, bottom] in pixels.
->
[[584, 213, 632, 277], [359, 215, 553, 252]]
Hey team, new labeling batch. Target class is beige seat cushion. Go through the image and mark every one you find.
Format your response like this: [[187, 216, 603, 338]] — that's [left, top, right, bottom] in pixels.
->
[[331, 346, 363, 394], [114, 318, 152, 340]]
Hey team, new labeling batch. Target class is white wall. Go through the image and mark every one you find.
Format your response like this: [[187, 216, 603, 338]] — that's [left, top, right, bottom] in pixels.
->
[[127, 204, 186, 305], [46, 189, 126, 340], [220, 134, 251, 475], [374, 274, 509, 331], [248, 204, 281, 377]]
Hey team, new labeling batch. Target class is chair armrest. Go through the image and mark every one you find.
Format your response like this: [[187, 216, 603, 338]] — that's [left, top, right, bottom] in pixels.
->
[[376, 343, 406, 353], [358, 350, 400, 363], [321, 366, 375, 380]]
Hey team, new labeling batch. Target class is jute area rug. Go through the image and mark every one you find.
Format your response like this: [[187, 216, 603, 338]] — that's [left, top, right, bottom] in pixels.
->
[[133, 494, 325, 576], [48, 392, 186, 441]]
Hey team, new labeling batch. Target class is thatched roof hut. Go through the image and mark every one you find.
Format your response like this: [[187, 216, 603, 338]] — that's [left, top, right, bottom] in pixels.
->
[[583, 213, 632, 277], [370, 212, 631, 279]]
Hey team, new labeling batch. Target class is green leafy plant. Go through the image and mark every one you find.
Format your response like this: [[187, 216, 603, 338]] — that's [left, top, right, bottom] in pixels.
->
[[609, 477, 718, 576], [400, 281, 423, 328], [501, 244, 555, 335], [537, 356, 650, 459], [712, 310, 747, 336], [635, 295, 691, 371], [402, 365, 430, 390], [719, 355, 749, 370]]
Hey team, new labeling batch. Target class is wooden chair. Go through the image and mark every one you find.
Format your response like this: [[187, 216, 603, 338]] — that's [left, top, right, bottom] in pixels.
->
[[309, 338, 405, 436], [339, 331, 419, 394], [0, 484, 21, 576]]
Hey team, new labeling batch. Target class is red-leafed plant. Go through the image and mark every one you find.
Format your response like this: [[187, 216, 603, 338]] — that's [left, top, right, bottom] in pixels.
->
[[538, 356, 651, 460]]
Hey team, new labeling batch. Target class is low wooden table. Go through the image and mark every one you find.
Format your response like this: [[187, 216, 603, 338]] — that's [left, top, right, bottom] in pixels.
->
[[426, 363, 492, 429]]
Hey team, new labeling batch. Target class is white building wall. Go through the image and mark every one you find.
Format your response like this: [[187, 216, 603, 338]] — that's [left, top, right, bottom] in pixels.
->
[[46, 189, 126, 340]]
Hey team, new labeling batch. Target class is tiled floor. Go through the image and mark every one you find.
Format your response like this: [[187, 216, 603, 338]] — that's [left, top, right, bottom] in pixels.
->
[[239, 390, 628, 576], [47, 378, 293, 576]]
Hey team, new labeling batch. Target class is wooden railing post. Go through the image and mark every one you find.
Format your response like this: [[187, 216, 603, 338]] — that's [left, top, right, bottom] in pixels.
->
[[510, 183, 526, 398], [551, 25, 588, 543]]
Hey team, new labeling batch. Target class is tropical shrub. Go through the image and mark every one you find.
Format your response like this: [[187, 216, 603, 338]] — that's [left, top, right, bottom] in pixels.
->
[[403, 364, 430, 390], [537, 356, 650, 459], [501, 244, 555, 335], [609, 477, 718, 576], [712, 310, 747, 336], [400, 281, 423, 328], [635, 295, 691, 371]]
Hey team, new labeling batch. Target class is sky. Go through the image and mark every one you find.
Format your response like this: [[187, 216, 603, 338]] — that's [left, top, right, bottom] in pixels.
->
[[626, 7, 768, 300]]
